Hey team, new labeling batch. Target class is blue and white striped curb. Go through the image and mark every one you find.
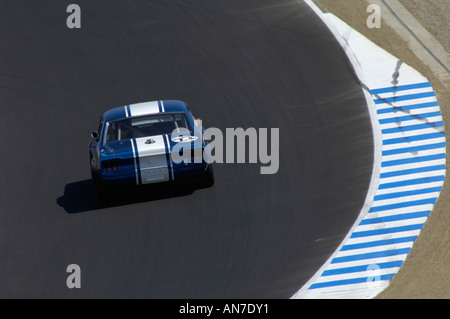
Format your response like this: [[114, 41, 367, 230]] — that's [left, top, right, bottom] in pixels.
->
[[298, 81, 445, 298], [294, 1, 446, 299]]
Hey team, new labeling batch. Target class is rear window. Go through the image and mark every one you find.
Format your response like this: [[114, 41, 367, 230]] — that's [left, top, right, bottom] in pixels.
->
[[105, 112, 193, 143]]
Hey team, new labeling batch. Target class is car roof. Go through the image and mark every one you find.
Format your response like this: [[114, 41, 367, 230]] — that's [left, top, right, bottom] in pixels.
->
[[103, 100, 189, 122]]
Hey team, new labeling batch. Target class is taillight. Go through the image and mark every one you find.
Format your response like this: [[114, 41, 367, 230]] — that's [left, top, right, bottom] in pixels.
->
[[102, 159, 120, 171]]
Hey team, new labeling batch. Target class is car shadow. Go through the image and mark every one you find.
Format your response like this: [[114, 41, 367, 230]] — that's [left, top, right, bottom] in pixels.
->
[[56, 179, 196, 214]]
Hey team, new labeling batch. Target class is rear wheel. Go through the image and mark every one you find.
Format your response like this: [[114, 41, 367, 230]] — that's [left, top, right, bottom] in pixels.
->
[[196, 165, 214, 189], [91, 163, 110, 203]]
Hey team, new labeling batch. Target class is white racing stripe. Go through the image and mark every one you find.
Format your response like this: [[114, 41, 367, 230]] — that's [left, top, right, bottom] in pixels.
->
[[129, 101, 160, 116], [124, 101, 171, 184], [134, 136, 170, 184]]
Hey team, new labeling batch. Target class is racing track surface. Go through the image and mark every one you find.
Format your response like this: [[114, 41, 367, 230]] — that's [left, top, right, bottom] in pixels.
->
[[0, 0, 373, 298]]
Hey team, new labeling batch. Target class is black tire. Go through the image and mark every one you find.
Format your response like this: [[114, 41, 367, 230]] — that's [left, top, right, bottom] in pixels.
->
[[91, 163, 110, 203], [196, 165, 214, 189]]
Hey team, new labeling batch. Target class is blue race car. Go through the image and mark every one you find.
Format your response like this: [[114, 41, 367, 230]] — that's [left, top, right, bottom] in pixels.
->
[[89, 100, 214, 199]]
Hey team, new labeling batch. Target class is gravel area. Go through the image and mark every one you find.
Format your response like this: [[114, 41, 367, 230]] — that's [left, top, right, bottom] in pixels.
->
[[399, 0, 450, 54]]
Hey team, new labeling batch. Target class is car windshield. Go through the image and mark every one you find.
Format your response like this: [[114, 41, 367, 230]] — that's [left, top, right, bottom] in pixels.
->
[[105, 112, 193, 143]]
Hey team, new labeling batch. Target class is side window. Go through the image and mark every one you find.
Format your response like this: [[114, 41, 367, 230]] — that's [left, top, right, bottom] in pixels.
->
[[173, 113, 189, 130]]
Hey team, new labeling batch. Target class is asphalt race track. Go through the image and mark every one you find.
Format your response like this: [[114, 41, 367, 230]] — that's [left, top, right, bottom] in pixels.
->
[[0, 0, 373, 298]]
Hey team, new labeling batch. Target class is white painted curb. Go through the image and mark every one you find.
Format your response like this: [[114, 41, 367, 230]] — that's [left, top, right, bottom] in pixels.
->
[[292, 0, 446, 299]]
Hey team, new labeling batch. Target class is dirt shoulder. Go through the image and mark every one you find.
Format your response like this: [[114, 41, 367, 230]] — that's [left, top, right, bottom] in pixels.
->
[[314, 0, 450, 298], [398, 0, 450, 55]]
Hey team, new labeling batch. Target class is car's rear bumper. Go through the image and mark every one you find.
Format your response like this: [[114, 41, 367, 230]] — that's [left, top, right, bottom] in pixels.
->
[[96, 162, 209, 187]]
